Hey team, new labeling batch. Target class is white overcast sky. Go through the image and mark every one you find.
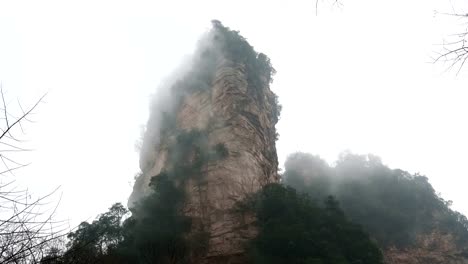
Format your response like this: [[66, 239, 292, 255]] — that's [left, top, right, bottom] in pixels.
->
[[0, 0, 467, 227]]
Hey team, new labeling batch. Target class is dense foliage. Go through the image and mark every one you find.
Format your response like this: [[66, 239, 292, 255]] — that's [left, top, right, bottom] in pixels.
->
[[283, 152, 468, 248], [52, 150, 468, 263], [248, 184, 383, 264], [46, 174, 190, 264], [60, 203, 128, 263], [51, 181, 383, 264]]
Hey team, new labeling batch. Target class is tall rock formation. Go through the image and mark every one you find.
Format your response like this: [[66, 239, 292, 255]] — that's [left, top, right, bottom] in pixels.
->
[[129, 21, 280, 263]]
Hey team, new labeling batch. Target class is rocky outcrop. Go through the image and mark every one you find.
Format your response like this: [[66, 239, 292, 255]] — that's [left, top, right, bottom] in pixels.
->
[[129, 25, 279, 262], [183, 59, 278, 261], [384, 231, 468, 264]]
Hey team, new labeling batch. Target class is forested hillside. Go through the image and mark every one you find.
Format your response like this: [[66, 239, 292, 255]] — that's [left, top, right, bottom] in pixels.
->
[[283, 152, 468, 262]]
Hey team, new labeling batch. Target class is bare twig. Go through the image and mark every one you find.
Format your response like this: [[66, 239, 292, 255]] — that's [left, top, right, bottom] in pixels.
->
[[434, 9, 468, 74], [0, 87, 66, 264]]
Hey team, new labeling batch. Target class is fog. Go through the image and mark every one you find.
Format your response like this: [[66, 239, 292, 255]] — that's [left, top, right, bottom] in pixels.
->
[[0, 0, 467, 229], [129, 25, 223, 205]]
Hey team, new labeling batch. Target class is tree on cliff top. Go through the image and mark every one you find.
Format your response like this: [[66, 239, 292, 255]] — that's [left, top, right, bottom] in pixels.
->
[[210, 20, 281, 123]]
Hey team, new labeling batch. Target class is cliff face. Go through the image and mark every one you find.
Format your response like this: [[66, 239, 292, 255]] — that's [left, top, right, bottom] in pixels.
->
[[384, 231, 468, 264], [182, 59, 279, 261], [129, 23, 279, 263]]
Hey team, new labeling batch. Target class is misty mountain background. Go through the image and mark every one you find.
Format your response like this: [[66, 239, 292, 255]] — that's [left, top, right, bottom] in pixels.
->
[[0, 0, 467, 244]]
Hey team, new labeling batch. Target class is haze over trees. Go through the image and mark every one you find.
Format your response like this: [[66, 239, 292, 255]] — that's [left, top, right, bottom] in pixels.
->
[[34, 19, 468, 264], [283, 152, 468, 249], [246, 184, 383, 264], [47, 150, 468, 263], [2, 8, 467, 262], [37, 21, 387, 264]]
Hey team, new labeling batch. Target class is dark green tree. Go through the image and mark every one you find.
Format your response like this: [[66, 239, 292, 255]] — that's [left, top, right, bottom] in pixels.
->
[[61, 203, 128, 263], [124, 173, 191, 264], [249, 183, 383, 264]]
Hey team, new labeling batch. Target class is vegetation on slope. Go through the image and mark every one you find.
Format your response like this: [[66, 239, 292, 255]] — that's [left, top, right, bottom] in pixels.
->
[[283, 152, 468, 249], [246, 183, 383, 264], [47, 181, 384, 264]]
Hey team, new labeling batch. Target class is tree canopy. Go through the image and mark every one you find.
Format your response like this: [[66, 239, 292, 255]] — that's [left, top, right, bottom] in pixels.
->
[[283, 152, 468, 248], [248, 183, 383, 264]]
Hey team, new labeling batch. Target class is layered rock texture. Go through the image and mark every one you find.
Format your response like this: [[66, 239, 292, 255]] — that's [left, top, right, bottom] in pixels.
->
[[129, 22, 279, 263], [384, 231, 468, 264]]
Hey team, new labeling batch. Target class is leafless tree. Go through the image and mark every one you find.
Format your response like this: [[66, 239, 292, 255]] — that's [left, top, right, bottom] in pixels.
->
[[433, 4, 468, 74], [0, 85, 66, 263]]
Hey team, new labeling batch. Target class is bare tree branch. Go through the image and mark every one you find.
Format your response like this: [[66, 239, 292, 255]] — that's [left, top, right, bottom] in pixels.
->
[[434, 8, 468, 74], [0, 87, 66, 264]]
